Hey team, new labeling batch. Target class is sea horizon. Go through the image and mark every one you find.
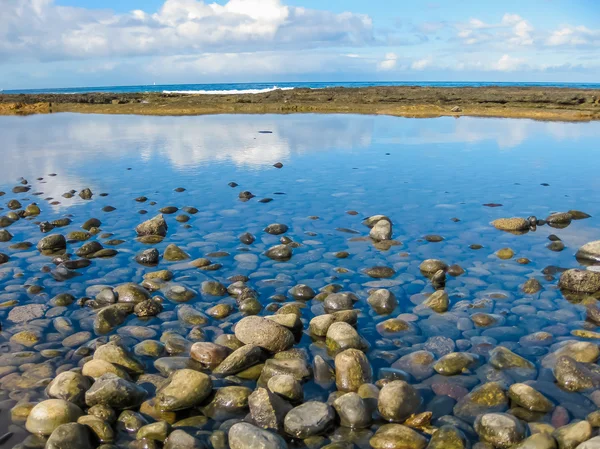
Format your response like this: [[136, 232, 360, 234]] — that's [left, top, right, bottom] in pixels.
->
[[3, 80, 600, 95]]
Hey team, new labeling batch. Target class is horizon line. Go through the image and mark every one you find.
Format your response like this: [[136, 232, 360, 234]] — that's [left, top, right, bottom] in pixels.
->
[[4, 80, 600, 93]]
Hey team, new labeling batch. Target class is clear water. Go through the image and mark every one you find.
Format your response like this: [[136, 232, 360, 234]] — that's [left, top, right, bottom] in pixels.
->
[[4, 80, 600, 95], [1, 113, 600, 447]]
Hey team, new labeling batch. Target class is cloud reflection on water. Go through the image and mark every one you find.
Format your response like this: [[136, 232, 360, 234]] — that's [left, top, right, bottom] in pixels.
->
[[0, 114, 598, 185]]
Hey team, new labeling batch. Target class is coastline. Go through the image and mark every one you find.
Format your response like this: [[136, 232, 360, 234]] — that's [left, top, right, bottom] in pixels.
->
[[1, 86, 599, 121]]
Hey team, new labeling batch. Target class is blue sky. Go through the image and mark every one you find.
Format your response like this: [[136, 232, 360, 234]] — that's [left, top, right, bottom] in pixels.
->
[[1, 0, 599, 89]]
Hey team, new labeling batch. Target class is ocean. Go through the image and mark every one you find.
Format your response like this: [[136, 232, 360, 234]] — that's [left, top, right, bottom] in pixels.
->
[[3, 80, 600, 95]]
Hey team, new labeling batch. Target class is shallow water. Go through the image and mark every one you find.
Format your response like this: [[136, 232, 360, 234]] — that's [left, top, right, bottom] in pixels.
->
[[1, 113, 600, 447]]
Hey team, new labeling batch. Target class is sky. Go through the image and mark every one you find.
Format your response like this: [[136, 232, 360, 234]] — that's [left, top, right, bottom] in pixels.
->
[[1, 0, 599, 89]]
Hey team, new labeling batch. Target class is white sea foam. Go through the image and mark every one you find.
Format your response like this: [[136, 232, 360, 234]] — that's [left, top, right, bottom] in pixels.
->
[[163, 86, 295, 95]]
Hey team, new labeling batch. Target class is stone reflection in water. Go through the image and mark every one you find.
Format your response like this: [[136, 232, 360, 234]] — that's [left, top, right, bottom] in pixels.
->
[[0, 114, 600, 448]]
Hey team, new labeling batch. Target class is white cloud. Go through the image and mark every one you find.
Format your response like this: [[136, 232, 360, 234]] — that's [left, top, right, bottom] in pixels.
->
[[493, 54, 526, 71], [0, 0, 374, 63], [146, 51, 365, 77], [411, 57, 432, 70], [546, 25, 600, 47], [0, 3, 598, 87], [456, 13, 534, 47], [377, 52, 398, 71], [502, 14, 534, 46]]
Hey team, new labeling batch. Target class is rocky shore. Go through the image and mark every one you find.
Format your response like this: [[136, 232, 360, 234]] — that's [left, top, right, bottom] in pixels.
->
[[2, 162, 600, 449], [1, 86, 600, 121]]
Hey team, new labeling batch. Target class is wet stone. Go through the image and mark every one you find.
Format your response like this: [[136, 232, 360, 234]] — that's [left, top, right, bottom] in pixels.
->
[[37, 234, 67, 252], [559, 269, 600, 293], [475, 413, 526, 448], [425, 234, 444, 242], [93, 341, 145, 374], [553, 356, 600, 392], [434, 352, 478, 376], [420, 259, 448, 274], [8, 304, 47, 323], [25, 399, 84, 436], [136, 214, 168, 237], [240, 232, 256, 244], [114, 283, 150, 304], [163, 243, 189, 261], [202, 385, 252, 420], [522, 279, 542, 294], [259, 358, 311, 386], [489, 346, 535, 371], [427, 425, 468, 449], [364, 266, 396, 279], [326, 321, 364, 352], [284, 401, 334, 439], [547, 212, 573, 227], [248, 387, 292, 431], [553, 421, 592, 449], [420, 290, 449, 313], [548, 241, 565, 252], [0, 229, 12, 242], [46, 423, 93, 449], [497, 248, 515, 259], [156, 369, 212, 411], [79, 188, 93, 199], [201, 280, 227, 296], [367, 289, 397, 315], [324, 292, 357, 313], [85, 374, 147, 409], [378, 380, 422, 422], [82, 218, 101, 230], [77, 415, 114, 443], [370, 424, 428, 449], [508, 383, 554, 413], [289, 284, 316, 300], [234, 316, 295, 353], [213, 345, 264, 376], [229, 422, 287, 449], [369, 218, 392, 241], [265, 244, 292, 261], [190, 342, 232, 369], [163, 429, 205, 449], [265, 223, 289, 235], [135, 248, 159, 266], [492, 218, 529, 232], [267, 374, 303, 403], [454, 382, 508, 424], [333, 392, 371, 429], [94, 303, 134, 334], [448, 264, 465, 276]]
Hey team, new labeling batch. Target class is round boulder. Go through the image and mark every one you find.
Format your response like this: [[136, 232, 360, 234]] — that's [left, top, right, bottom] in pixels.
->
[[284, 401, 334, 439], [475, 413, 526, 448], [229, 422, 287, 449], [25, 399, 84, 436], [235, 316, 295, 353], [378, 380, 422, 422]]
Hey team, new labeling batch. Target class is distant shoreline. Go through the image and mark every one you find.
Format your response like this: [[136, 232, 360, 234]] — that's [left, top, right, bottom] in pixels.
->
[[1, 86, 599, 121]]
